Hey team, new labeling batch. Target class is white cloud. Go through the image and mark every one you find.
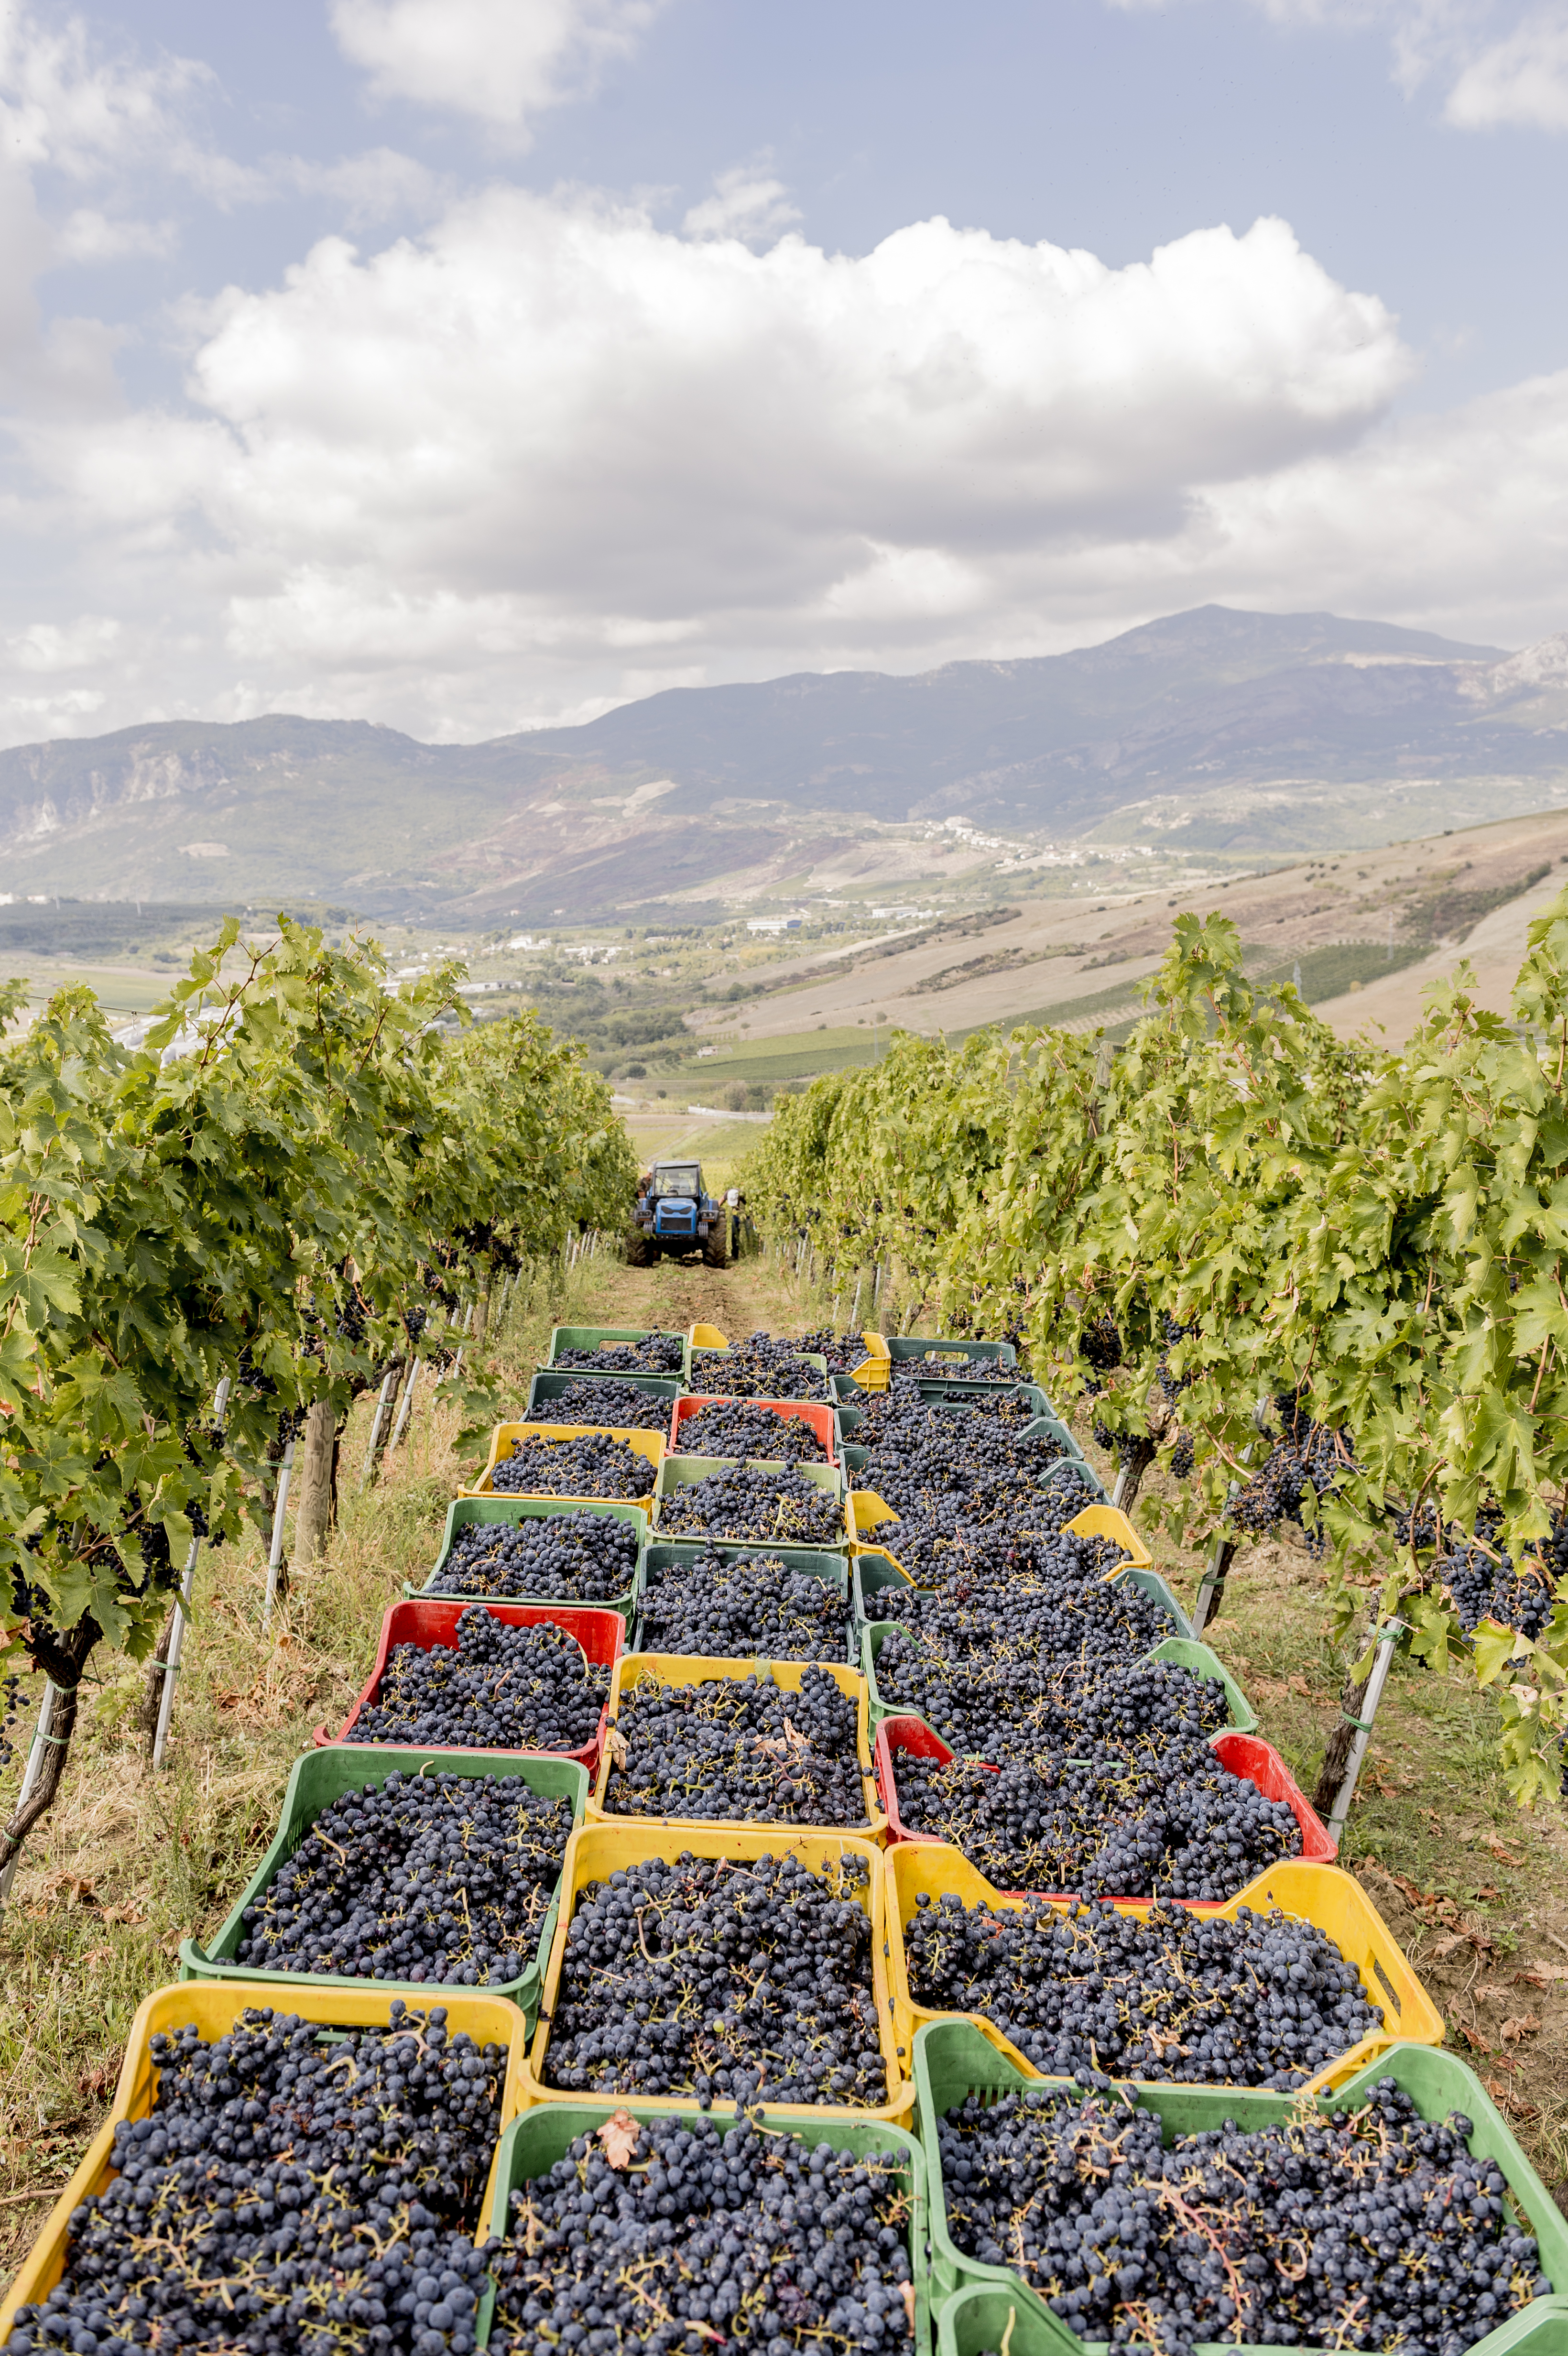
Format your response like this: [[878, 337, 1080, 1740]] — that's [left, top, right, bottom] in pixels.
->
[[683, 164, 802, 246], [0, 176, 1564, 744], [329, 0, 669, 131], [1446, 9, 1568, 122]]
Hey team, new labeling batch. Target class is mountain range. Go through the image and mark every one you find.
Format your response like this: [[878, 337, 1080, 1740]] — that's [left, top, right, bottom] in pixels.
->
[[2, 605, 1566, 921]]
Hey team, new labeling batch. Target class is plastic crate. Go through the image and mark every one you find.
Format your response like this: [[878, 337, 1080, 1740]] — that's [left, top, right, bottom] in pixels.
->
[[844, 1416, 1083, 1494], [465, 1420, 664, 1501], [521, 1821, 912, 2120], [653, 1452, 849, 1545], [688, 1344, 834, 1404], [917, 2021, 1568, 2356], [410, 1494, 647, 1623], [313, 1598, 624, 1767], [636, 1538, 853, 1663], [873, 1716, 1328, 1891], [546, 1324, 689, 1378], [482, 2099, 931, 2354], [178, 1746, 588, 2023], [885, 1336, 1018, 1379], [849, 1556, 1213, 1684], [588, 1651, 883, 1832], [860, 1612, 1255, 1737], [670, 1393, 841, 1465], [526, 1368, 683, 1428], [884, 1844, 1439, 2090], [849, 1496, 1145, 1573], [0, 1981, 533, 2337]]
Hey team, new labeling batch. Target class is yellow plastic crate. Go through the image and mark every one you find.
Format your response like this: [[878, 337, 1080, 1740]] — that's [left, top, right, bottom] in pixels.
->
[[0, 1981, 534, 2336], [522, 1821, 912, 2122], [464, 1420, 664, 1500], [850, 1331, 892, 1392], [848, 1494, 1151, 1573], [587, 1651, 886, 1837], [689, 1322, 728, 1350], [882, 1843, 1442, 2094]]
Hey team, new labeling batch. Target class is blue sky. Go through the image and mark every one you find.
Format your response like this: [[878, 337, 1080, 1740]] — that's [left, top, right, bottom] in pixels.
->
[[0, 0, 1565, 746]]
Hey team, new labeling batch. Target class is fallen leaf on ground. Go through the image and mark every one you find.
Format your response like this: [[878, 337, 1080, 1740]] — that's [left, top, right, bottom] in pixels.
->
[[1486, 1840, 1525, 1866], [1501, 2015, 1542, 2042], [102, 1901, 145, 1925], [596, 2110, 640, 2169], [1472, 1885, 1504, 1902]]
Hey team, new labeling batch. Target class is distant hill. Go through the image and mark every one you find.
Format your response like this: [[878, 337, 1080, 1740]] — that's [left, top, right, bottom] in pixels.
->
[[2, 605, 1564, 920]]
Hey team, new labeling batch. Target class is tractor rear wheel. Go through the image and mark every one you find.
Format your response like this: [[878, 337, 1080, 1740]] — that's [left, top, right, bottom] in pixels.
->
[[702, 1226, 730, 1270]]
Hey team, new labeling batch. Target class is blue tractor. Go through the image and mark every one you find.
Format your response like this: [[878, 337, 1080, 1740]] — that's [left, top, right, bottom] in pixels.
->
[[627, 1158, 729, 1267]]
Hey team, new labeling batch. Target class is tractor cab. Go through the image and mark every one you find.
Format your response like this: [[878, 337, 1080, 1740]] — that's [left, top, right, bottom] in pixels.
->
[[629, 1159, 729, 1267]]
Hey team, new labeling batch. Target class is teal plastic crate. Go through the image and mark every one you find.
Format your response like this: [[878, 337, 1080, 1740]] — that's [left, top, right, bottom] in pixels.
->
[[841, 1381, 1063, 1436], [526, 1368, 682, 1429], [859, 1615, 1252, 1734], [844, 1420, 1094, 1504], [916, 2021, 1568, 2356], [653, 1451, 849, 1546], [546, 1323, 689, 1378], [637, 1538, 853, 1662], [886, 1336, 1018, 1379], [178, 1745, 588, 2026], [409, 1494, 647, 1623], [851, 1552, 1198, 1651], [481, 2098, 933, 2356]]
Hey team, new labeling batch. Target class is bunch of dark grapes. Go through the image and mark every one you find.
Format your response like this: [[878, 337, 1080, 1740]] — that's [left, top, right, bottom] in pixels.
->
[[658, 1464, 844, 1546], [485, 2112, 915, 2356], [675, 1398, 830, 1462], [639, 1550, 848, 1658], [855, 1415, 1065, 1517], [864, 1473, 1103, 1588], [345, 1608, 608, 1753], [1079, 1315, 1123, 1387], [490, 1432, 654, 1499], [937, 2077, 1552, 2356], [554, 1335, 685, 1374], [544, 1849, 887, 2107], [796, 1326, 878, 1374], [871, 1644, 1226, 1767], [0, 1672, 25, 1772], [433, 1511, 639, 1602], [690, 1334, 830, 1400], [907, 1888, 1379, 2085], [3, 2002, 500, 2356], [236, 1768, 573, 1985], [1230, 1397, 1353, 1554], [863, 1534, 1163, 1669], [603, 1667, 866, 1826], [891, 1738, 1301, 1902], [533, 1377, 671, 1430], [1438, 1516, 1563, 1643]]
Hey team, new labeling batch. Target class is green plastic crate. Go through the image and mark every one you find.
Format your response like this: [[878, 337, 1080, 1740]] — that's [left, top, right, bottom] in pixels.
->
[[885, 1336, 1018, 1379], [637, 1538, 854, 1663], [480, 2098, 933, 2356], [410, 1494, 647, 1623], [916, 2020, 1568, 2354], [858, 1602, 1252, 1734], [653, 1452, 849, 1546], [841, 1381, 1064, 1435], [526, 1368, 683, 1428], [178, 1745, 588, 2026], [546, 1324, 689, 1378], [852, 1553, 1205, 1653]]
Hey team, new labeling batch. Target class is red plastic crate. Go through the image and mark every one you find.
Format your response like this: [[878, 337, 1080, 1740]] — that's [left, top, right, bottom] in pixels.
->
[[873, 1714, 1335, 1901], [313, 1599, 623, 1769], [667, 1395, 839, 1465]]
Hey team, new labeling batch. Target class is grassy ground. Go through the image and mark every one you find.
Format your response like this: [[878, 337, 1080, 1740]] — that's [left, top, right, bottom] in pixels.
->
[[1, 1240, 1565, 2295]]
